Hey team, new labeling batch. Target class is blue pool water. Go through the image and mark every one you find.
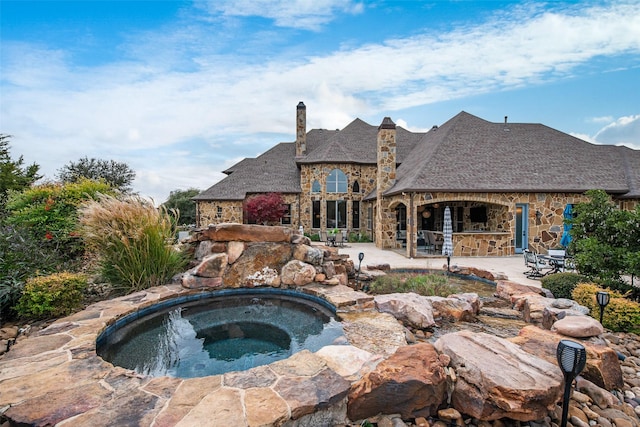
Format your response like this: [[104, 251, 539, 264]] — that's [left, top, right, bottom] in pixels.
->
[[97, 289, 345, 378]]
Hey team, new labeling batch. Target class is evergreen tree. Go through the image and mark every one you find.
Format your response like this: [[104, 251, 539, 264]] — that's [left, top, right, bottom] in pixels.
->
[[0, 134, 41, 205]]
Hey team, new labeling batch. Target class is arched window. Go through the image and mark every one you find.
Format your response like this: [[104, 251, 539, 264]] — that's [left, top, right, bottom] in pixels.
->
[[353, 180, 360, 193], [326, 169, 347, 193], [311, 180, 321, 193]]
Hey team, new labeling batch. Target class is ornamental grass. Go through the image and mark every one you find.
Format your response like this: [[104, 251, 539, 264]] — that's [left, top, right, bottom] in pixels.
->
[[78, 194, 188, 293]]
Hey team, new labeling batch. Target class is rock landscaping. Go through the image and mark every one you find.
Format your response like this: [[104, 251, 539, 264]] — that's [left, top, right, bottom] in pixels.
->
[[1, 223, 639, 427]]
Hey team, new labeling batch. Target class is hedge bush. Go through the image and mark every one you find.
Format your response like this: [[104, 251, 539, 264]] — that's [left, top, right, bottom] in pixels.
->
[[16, 272, 87, 318], [540, 272, 589, 299], [572, 283, 640, 333]]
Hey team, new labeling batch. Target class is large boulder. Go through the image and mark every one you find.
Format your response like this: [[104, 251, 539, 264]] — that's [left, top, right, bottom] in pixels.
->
[[552, 315, 604, 338], [522, 295, 588, 326], [293, 244, 324, 266], [428, 294, 480, 322], [495, 280, 544, 302], [193, 253, 228, 278], [281, 260, 317, 286], [374, 293, 436, 329], [509, 325, 624, 391], [195, 223, 293, 243], [339, 311, 407, 357], [347, 343, 448, 420], [222, 242, 292, 287], [434, 330, 563, 421], [541, 298, 591, 329]]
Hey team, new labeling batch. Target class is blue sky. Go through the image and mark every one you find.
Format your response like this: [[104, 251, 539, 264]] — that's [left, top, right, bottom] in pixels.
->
[[1, 0, 639, 204]]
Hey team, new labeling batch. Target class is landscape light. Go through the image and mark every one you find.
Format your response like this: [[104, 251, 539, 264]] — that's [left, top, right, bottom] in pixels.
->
[[596, 291, 610, 325], [556, 340, 587, 427], [356, 252, 365, 291]]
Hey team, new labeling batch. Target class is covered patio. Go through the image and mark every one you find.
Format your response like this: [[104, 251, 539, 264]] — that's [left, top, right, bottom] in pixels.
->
[[393, 200, 512, 258]]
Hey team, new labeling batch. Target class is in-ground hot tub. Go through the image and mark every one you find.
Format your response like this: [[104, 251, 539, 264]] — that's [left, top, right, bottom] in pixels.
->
[[97, 288, 346, 378]]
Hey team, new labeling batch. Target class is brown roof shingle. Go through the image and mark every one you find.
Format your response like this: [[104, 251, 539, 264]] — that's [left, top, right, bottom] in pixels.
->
[[387, 112, 633, 195]]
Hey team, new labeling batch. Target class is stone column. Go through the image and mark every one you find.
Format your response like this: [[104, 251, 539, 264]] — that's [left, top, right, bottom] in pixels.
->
[[375, 117, 396, 248], [296, 102, 306, 157]]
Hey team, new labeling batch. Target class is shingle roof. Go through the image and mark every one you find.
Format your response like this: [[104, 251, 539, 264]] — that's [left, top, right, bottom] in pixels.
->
[[297, 118, 424, 164], [195, 111, 640, 201], [193, 143, 301, 201], [386, 112, 634, 195]]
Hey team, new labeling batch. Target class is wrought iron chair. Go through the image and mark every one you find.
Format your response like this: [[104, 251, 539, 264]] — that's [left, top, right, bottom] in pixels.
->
[[523, 249, 554, 279]]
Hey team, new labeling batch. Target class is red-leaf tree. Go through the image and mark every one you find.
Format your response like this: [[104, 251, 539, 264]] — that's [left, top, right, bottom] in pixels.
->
[[243, 193, 287, 225]]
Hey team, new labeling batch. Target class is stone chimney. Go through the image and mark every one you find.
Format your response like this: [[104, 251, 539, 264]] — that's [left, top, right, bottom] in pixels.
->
[[375, 117, 397, 249], [296, 102, 306, 157], [376, 117, 397, 192]]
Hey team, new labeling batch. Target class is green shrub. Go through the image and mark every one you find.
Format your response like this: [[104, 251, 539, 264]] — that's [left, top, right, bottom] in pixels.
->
[[348, 232, 372, 243], [16, 272, 87, 318], [5, 179, 114, 260], [572, 283, 640, 333], [305, 232, 320, 242], [0, 223, 67, 321], [540, 272, 589, 299], [370, 272, 454, 297], [79, 194, 189, 293]]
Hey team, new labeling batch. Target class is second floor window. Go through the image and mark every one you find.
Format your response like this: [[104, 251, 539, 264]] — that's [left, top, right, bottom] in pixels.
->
[[326, 169, 347, 193]]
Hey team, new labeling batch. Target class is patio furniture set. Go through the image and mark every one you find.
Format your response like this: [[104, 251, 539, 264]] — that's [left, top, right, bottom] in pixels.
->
[[524, 249, 575, 279]]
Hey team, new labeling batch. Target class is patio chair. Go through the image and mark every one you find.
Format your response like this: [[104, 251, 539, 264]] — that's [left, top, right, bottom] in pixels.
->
[[423, 231, 436, 253], [320, 231, 328, 244], [334, 231, 344, 247], [523, 249, 554, 279]]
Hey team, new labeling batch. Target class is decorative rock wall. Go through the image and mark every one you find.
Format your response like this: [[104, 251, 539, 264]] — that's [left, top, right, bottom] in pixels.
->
[[182, 223, 354, 291]]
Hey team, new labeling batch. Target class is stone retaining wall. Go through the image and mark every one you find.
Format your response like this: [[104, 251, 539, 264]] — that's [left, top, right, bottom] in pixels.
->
[[182, 223, 355, 292]]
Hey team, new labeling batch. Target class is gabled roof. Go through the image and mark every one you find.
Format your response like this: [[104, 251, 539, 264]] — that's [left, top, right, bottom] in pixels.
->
[[386, 111, 634, 195], [193, 143, 300, 201], [297, 118, 424, 164], [195, 110, 640, 202]]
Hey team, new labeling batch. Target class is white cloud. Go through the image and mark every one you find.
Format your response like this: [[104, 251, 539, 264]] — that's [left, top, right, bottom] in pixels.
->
[[589, 116, 615, 124], [593, 115, 640, 149], [2, 1, 639, 202], [200, 0, 364, 31]]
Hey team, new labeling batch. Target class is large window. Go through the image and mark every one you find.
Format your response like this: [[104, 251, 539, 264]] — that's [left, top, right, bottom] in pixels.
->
[[326, 169, 347, 193], [312, 200, 321, 228], [326, 200, 347, 229], [352, 201, 360, 229]]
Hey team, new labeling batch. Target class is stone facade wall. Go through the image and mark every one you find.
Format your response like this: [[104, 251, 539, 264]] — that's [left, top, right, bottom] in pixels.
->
[[196, 189, 639, 256], [299, 163, 377, 236], [197, 200, 244, 226]]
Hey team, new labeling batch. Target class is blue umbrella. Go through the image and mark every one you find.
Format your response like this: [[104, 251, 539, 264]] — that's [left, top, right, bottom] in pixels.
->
[[442, 206, 454, 270], [560, 204, 573, 247]]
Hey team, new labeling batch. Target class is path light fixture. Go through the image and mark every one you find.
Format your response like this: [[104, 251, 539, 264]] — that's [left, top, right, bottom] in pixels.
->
[[356, 252, 365, 291], [596, 291, 610, 325], [557, 340, 587, 427]]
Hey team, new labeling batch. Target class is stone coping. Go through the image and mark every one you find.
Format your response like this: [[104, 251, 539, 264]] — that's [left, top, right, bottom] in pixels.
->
[[0, 283, 399, 426]]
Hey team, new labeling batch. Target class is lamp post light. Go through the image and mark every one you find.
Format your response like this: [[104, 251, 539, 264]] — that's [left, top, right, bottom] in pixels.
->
[[596, 291, 610, 325], [557, 340, 587, 427], [356, 252, 365, 291]]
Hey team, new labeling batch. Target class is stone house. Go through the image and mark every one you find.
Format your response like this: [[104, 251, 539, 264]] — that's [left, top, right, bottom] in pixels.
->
[[194, 102, 640, 257]]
